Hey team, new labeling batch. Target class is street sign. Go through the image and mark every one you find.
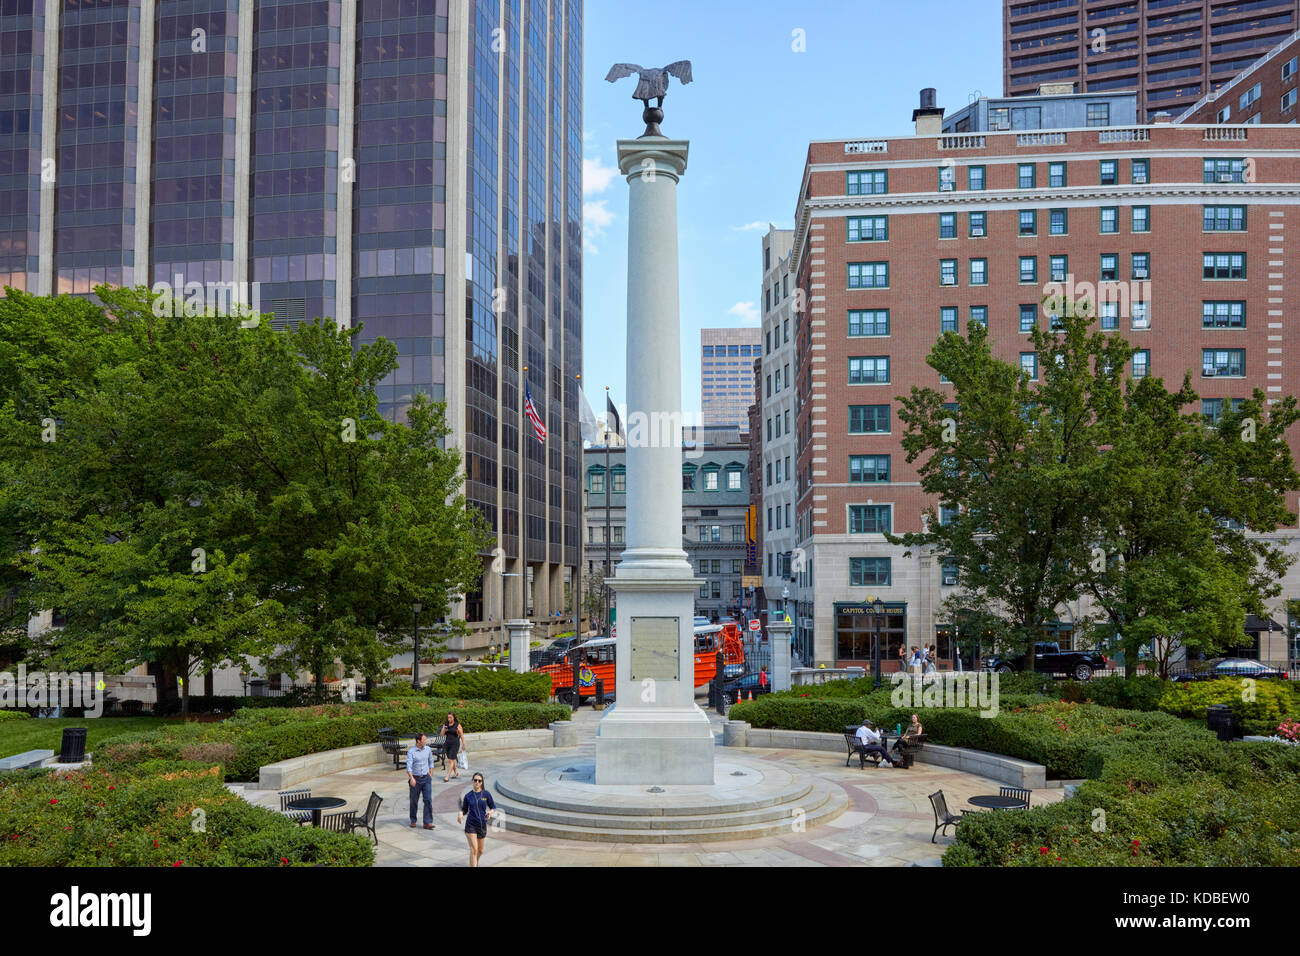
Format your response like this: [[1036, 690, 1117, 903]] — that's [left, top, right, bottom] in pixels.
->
[[748, 619, 760, 632]]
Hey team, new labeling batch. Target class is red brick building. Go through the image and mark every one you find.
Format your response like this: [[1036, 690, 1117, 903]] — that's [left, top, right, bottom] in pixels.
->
[[788, 103, 1300, 668], [1178, 29, 1300, 122], [1004, 1, 1300, 122]]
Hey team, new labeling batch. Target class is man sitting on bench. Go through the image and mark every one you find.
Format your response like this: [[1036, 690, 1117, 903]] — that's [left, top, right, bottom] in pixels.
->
[[856, 719, 901, 768]]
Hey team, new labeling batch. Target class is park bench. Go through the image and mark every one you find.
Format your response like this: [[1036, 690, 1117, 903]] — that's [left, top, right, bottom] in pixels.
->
[[322, 792, 384, 844], [894, 733, 927, 769], [0, 750, 55, 772], [278, 788, 312, 826], [842, 727, 885, 768], [428, 733, 447, 772], [999, 785, 1032, 808], [377, 728, 404, 770]]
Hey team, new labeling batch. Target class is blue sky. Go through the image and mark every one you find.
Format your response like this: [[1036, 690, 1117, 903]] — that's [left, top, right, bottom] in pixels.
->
[[580, 0, 1004, 422]]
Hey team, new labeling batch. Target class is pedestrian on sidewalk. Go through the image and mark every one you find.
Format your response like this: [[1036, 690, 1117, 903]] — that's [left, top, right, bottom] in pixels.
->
[[406, 732, 436, 830], [441, 711, 465, 782], [458, 772, 495, 867]]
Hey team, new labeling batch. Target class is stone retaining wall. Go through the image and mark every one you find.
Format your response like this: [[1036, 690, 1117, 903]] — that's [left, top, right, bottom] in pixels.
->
[[723, 721, 1046, 789]]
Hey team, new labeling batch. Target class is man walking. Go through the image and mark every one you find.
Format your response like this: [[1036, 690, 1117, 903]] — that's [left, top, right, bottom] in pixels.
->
[[407, 732, 437, 830]]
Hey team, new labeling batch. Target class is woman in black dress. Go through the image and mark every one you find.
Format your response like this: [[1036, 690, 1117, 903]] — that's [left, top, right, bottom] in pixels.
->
[[440, 711, 464, 782]]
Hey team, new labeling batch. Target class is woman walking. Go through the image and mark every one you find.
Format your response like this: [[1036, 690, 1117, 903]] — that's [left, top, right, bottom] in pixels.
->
[[440, 711, 465, 782], [458, 773, 495, 867]]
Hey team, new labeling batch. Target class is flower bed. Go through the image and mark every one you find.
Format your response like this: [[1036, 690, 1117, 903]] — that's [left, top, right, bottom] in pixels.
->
[[0, 764, 373, 867]]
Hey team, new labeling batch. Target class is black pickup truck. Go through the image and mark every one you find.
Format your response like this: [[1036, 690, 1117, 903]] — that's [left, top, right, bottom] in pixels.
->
[[984, 642, 1108, 681]]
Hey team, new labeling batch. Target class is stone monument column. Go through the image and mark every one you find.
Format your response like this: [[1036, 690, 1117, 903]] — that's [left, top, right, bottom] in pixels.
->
[[507, 619, 534, 674], [768, 619, 793, 692], [595, 134, 714, 785]]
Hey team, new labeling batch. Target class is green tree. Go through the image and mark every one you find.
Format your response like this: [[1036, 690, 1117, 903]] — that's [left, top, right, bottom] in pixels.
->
[[888, 314, 1135, 671]]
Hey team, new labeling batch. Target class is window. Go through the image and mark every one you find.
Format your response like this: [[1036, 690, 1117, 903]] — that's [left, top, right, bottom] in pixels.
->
[[612, 468, 626, 493], [726, 468, 742, 491], [968, 212, 987, 237], [1049, 255, 1068, 282], [849, 404, 890, 434], [1100, 207, 1118, 233], [847, 170, 887, 195], [703, 468, 719, 491], [1132, 350, 1149, 378], [939, 213, 957, 239], [940, 306, 958, 333], [849, 455, 890, 483], [968, 165, 985, 190], [765, 461, 771, 486], [1099, 160, 1118, 185], [1049, 209, 1067, 235], [1202, 301, 1245, 329], [1131, 159, 1149, 184], [1048, 162, 1066, 188], [941, 559, 959, 586], [1131, 252, 1149, 280], [1283, 55, 1298, 82], [1204, 159, 1248, 185], [1202, 398, 1245, 424], [848, 262, 889, 288], [849, 504, 891, 534], [1131, 301, 1149, 330], [1217, 105, 1231, 123], [1018, 163, 1036, 189], [682, 467, 695, 491], [1086, 102, 1109, 126], [939, 504, 960, 526], [1100, 253, 1118, 282], [1019, 256, 1037, 283], [1019, 303, 1037, 333], [613, 526, 624, 544], [970, 259, 988, 285], [849, 356, 890, 385], [1203, 206, 1245, 231], [589, 471, 605, 494], [1202, 349, 1245, 377], [1239, 82, 1261, 110], [1284, 89, 1298, 112], [1018, 210, 1037, 236], [1099, 301, 1118, 330], [848, 215, 888, 242], [961, 306, 983, 329], [848, 309, 889, 337], [940, 259, 958, 286], [849, 557, 891, 587], [775, 460, 782, 484], [1203, 253, 1245, 279], [1020, 352, 1038, 380], [1131, 206, 1149, 232], [938, 164, 957, 191]]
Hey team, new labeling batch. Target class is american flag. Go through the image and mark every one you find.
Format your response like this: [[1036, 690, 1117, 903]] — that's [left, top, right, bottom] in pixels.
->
[[524, 381, 547, 443]]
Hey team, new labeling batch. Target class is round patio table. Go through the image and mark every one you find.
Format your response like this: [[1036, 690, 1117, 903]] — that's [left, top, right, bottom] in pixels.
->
[[968, 794, 1028, 811], [285, 796, 347, 828]]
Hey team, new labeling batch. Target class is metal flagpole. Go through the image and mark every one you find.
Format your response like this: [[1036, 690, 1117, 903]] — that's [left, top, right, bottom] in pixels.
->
[[604, 385, 612, 636]]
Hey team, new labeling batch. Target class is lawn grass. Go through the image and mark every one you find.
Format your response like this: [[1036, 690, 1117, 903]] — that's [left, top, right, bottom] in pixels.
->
[[0, 717, 177, 759]]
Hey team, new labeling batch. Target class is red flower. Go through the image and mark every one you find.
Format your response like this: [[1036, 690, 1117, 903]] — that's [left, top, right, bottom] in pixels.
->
[[281, 857, 289, 865], [1056, 856, 1061, 861], [1039, 846, 1049, 854], [64, 827, 71, 831], [173, 860, 183, 867], [108, 786, 115, 791], [49, 799, 57, 805], [153, 841, 160, 848]]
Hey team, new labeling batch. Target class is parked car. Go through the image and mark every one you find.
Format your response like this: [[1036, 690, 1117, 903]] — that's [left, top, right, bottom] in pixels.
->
[[984, 642, 1108, 681], [721, 671, 772, 705], [1169, 658, 1289, 683]]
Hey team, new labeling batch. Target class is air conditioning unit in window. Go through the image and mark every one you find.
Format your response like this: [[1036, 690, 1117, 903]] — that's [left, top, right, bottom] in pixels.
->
[[1203, 367, 1216, 377], [1217, 172, 1234, 183], [993, 120, 1010, 130]]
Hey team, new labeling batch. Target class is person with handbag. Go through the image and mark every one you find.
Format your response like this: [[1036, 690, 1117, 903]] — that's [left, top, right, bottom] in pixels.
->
[[440, 711, 465, 782], [458, 772, 495, 867]]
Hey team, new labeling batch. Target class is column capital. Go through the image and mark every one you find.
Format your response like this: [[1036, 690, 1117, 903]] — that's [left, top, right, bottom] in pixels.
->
[[617, 137, 689, 182]]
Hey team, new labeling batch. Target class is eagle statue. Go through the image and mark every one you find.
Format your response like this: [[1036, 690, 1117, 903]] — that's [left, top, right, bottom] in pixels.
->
[[604, 60, 693, 136]]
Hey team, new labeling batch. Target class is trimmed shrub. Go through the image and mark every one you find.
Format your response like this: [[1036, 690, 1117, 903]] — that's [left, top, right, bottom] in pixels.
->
[[429, 669, 552, 703], [0, 711, 31, 722], [1156, 677, 1295, 734], [1058, 674, 1167, 711]]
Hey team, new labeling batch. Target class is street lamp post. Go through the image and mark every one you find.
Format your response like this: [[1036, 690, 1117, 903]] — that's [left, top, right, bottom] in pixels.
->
[[411, 601, 422, 689], [870, 596, 885, 688]]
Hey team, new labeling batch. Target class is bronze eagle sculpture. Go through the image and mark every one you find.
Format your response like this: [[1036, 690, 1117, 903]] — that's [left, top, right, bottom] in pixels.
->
[[605, 60, 693, 136]]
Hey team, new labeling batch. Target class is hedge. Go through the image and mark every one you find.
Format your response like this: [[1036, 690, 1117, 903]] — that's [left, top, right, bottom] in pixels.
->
[[428, 669, 552, 703], [0, 711, 31, 723], [0, 764, 373, 866], [95, 698, 569, 782], [1156, 678, 1296, 734]]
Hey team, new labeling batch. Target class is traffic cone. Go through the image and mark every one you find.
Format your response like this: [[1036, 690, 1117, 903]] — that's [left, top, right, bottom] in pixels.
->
[[747, 690, 754, 701]]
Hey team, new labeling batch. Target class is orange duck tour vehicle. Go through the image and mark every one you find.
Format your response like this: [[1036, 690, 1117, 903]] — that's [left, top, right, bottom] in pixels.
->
[[534, 624, 746, 705]]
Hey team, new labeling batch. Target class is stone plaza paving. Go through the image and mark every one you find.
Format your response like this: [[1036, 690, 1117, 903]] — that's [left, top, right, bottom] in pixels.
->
[[234, 708, 1062, 867]]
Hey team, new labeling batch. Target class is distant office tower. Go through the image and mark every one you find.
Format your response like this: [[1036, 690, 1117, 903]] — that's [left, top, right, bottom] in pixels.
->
[[1003, 0, 1300, 121], [701, 327, 761, 430], [0, 0, 583, 648]]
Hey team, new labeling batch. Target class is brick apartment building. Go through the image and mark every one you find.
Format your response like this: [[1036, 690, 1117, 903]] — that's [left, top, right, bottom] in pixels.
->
[[786, 90, 1300, 669], [1004, 0, 1300, 122], [1178, 28, 1300, 121]]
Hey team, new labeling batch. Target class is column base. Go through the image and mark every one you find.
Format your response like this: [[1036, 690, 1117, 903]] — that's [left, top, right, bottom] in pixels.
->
[[594, 705, 716, 785]]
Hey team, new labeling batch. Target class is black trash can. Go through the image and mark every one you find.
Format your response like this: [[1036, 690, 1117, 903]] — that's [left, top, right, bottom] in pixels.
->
[[59, 727, 88, 763], [1206, 704, 1234, 742], [594, 679, 605, 707]]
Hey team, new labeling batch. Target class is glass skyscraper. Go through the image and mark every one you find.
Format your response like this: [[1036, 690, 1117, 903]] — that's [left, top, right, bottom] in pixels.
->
[[0, 0, 583, 645]]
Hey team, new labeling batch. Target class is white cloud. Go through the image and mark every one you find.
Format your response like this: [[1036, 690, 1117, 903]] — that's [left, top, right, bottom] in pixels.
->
[[731, 221, 771, 233], [727, 301, 760, 325], [583, 198, 615, 254], [583, 156, 618, 196]]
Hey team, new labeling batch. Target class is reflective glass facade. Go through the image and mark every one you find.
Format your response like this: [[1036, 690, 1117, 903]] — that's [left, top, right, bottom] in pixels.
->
[[0, 0, 43, 292]]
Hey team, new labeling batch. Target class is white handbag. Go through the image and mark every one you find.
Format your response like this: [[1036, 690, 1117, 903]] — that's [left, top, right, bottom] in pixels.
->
[[457, 750, 469, 771]]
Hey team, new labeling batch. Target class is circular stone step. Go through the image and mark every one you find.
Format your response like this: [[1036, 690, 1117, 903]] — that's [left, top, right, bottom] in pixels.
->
[[490, 755, 849, 844]]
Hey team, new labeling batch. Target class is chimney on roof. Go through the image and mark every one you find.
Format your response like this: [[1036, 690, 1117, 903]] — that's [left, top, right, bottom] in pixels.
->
[[913, 87, 945, 136], [1152, 111, 1173, 124]]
